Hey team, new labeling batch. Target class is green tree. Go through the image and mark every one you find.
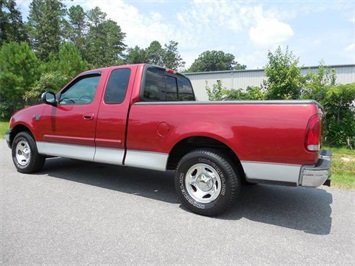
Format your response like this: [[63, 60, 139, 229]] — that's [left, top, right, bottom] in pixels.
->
[[206, 81, 265, 101], [145, 41, 163, 66], [162, 40, 185, 69], [125, 45, 147, 64], [25, 42, 89, 101], [188, 50, 246, 72], [263, 46, 302, 99], [223, 86, 266, 100], [27, 0, 66, 61], [125, 40, 185, 69], [321, 84, 355, 147], [0, 0, 28, 46], [302, 62, 336, 101], [65, 5, 86, 54], [205, 80, 225, 101], [49, 42, 88, 78], [0, 42, 40, 118], [301, 63, 353, 147], [85, 7, 126, 68], [25, 72, 70, 103]]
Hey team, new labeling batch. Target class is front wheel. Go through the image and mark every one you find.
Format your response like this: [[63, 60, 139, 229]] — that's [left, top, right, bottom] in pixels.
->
[[175, 149, 241, 216], [12, 132, 45, 173]]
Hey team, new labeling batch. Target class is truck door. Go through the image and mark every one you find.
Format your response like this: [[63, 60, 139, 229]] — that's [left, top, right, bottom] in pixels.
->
[[94, 67, 133, 165], [40, 73, 101, 160]]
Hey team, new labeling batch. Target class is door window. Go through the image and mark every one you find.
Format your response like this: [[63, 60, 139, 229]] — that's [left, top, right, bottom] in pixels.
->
[[59, 74, 100, 105], [104, 68, 131, 104]]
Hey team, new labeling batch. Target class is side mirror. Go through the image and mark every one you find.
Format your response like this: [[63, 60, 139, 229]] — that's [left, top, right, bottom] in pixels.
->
[[41, 91, 57, 106]]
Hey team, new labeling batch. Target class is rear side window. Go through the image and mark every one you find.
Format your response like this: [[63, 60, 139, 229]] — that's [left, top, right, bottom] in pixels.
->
[[143, 67, 165, 101], [177, 75, 195, 101], [104, 68, 131, 104], [166, 76, 178, 100], [142, 67, 195, 101]]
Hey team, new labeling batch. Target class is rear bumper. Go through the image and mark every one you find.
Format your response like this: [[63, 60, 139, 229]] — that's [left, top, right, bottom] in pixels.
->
[[300, 150, 332, 187]]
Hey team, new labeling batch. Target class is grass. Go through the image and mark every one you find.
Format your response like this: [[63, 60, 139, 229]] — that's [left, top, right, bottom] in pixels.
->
[[0, 120, 353, 189], [0, 121, 8, 138], [325, 146, 355, 190]]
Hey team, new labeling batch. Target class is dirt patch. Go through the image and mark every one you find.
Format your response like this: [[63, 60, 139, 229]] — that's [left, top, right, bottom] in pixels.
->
[[340, 156, 355, 163]]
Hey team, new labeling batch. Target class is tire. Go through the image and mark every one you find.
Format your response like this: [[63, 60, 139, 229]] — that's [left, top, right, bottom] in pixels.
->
[[241, 178, 258, 186], [12, 132, 45, 173], [175, 149, 241, 216]]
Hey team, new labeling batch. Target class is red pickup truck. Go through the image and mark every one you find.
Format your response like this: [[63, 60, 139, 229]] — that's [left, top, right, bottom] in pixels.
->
[[5, 64, 332, 216]]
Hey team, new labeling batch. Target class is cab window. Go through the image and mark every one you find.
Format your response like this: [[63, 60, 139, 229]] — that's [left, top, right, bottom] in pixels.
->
[[104, 68, 131, 104], [142, 67, 195, 101], [177, 75, 195, 101], [143, 67, 165, 101]]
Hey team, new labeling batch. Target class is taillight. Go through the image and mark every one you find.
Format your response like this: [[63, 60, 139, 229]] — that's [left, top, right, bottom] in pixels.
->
[[305, 115, 321, 151]]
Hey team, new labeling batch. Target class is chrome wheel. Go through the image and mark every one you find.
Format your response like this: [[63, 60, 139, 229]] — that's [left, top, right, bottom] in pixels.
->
[[12, 132, 45, 173], [185, 163, 222, 203], [175, 149, 241, 216], [15, 140, 31, 167]]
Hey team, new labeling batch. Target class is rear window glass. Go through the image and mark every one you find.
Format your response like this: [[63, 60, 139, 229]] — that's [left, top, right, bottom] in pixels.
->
[[177, 75, 194, 101], [142, 67, 195, 101]]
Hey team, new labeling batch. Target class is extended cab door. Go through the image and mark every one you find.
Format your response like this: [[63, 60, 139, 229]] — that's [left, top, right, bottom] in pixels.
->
[[94, 67, 134, 165], [39, 73, 102, 160]]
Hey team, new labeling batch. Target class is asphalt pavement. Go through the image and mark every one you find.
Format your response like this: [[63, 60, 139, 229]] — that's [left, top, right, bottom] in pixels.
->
[[1, 140, 354, 265]]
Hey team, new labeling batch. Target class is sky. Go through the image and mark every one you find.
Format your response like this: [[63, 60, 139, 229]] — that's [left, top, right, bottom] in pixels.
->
[[15, 0, 355, 70]]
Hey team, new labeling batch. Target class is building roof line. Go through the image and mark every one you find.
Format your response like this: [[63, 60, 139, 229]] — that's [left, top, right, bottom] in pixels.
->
[[185, 64, 355, 76]]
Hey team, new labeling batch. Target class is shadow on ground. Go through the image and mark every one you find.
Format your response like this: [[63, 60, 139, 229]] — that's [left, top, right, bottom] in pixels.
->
[[41, 157, 332, 235]]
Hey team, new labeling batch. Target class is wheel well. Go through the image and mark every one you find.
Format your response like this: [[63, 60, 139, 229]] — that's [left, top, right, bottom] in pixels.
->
[[167, 136, 246, 180], [9, 125, 32, 146]]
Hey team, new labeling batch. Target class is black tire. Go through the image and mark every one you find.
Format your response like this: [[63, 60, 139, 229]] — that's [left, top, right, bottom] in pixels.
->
[[241, 178, 258, 186], [175, 149, 241, 216], [12, 132, 45, 173]]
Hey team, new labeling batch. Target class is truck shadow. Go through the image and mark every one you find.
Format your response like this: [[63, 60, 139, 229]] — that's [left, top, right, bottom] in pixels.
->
[[42, 157, 178, 204], [222, 185, 333, 235], [42, 157, 332, 235]]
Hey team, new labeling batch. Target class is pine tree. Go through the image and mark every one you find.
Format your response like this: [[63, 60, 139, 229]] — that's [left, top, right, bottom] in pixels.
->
[[27, 0, 66, 61], [0, 0, 28, 45], [65, 5, 86, 55], [85, 7, 126, 68], [0, 42, 40, 118], [163, 41, 185, 69]]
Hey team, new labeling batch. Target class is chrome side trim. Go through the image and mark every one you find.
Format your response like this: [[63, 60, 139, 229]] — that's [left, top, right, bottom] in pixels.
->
[[241, 161, 301, 184], [124, 150, 168, 171], [241, 151, 332, 188], [37, 141, 95, 161], [36, 141, 45, 153], [37, 141, 167, 170], [94, 147, 125, 165]]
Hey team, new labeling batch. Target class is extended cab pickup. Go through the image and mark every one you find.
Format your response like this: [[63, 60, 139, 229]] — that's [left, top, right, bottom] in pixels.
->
[[5, 64, 332, 216]]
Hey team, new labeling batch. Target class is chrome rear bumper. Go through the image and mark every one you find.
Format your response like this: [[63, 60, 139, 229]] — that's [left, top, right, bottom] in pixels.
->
[[300, 150, 332, 187]]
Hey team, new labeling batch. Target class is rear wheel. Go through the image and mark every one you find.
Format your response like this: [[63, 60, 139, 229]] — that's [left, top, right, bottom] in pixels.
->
[[12, 132, 45, 173], [175, 149, 241, 216]]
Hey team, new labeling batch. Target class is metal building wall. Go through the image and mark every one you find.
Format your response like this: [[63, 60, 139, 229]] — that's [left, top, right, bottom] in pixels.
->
[[186, 64, 355, 101]]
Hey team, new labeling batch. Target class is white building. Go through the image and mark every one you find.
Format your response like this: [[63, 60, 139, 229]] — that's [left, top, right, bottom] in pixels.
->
[[185, 64, 355, 101]]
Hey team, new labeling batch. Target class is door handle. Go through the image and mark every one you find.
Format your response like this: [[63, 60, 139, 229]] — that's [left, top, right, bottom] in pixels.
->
[[83, 113, 94, 120]]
